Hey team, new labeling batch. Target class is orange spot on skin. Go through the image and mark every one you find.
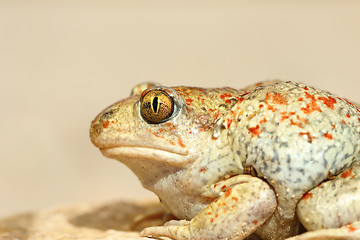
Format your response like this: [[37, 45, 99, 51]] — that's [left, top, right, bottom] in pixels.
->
[[210, 218, 214, 223], [199, 168, 207, 173], [299, 132, 315, 143], [165, 122, 176, 130], [290, 119, 303, 128], [318, 96, 337, 110], [249, 125, 263, 137], [217, 201, 225, 208], [280, 111, 296, 122], [342, 120, 348, 125], [259, 117, 267, 124], [297, 115, 309, 125], [227, 119, 233, 129], [265, 92, 282, 104], [252, 220, 258, 225], [323, 132, 333, 140], [241, 92, 250, 97], [302, 192, 313, 200], [271, 92, 288, 105], [346, 224, 357, 232], [301, 92, 322, 114], [332, 124, 336, 129], [267, 105, 277, 112], [102, 120, 110, 128], [220, 93, 232, 101], [221, 185, 227, 190], [213, 112, 221, 119], [345, 99, 354, 106], [225, 188, 232, 198], [259, 104, 264, 108], [290, 115, 309, 128], [103, 120, 116, 128], [341, 168, 354, 178], [158, 128, 166, 133], [237, 97, 245, 103], [231, 197, 238, 202], [178, 139, 186, 148], [264, 92, 285, 112], [298, 97, 303, 101], [346, 114, 351, 118], [185, 98, 194, 105], [226, 111, 237, 129], [280, 111, 290, 121], [153, 132, 161, 137]]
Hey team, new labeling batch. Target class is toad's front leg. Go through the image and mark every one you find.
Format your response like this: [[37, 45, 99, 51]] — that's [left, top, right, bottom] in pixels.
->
[[141, 175, 277, 240]]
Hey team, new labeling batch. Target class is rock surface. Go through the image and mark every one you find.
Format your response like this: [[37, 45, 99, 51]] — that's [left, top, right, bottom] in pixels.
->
[[1, 200, 360, 240], [0, 200, 168, 240]]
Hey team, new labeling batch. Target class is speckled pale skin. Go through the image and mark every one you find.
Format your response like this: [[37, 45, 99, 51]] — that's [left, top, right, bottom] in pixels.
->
[[90, 81, 360, 240]]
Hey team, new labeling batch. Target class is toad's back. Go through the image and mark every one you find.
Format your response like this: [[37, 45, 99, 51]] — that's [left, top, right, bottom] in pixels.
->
[[230, 82, 360, 215]]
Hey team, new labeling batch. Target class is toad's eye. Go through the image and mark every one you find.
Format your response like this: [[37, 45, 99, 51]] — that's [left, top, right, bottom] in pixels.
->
[[140, 89, 174, 124]]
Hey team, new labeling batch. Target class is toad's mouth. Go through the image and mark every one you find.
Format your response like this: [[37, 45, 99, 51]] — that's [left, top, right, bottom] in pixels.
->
[[100, 146, 196, 167]]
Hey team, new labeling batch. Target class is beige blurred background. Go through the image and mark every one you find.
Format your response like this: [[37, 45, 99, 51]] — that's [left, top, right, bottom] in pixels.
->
[[1, 0, 359, 218]]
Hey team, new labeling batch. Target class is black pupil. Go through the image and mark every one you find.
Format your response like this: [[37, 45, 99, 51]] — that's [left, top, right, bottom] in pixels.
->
[[153, 97, 159, 113]]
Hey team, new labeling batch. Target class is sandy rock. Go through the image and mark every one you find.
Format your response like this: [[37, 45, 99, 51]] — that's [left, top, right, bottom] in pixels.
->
[[0, 200, 168, 240], [2, 200, 360, 240]]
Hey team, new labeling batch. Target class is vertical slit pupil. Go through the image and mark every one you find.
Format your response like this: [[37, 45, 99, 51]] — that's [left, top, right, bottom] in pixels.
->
[[153, 97, 159, 113]]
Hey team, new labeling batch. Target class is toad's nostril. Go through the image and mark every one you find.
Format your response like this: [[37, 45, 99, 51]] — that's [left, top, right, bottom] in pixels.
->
[[89, 123, 103, 146]]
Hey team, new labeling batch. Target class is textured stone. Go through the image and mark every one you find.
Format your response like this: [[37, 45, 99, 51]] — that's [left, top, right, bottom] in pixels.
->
[[0, 200, 168, 240], [2, 200, 360, 240]]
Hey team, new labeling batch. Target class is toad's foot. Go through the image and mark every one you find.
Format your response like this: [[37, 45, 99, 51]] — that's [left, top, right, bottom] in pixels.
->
[[141, 175, 276, 240]]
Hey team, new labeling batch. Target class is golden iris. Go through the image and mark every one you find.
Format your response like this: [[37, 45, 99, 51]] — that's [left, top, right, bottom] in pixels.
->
[[140, 90, 174, 124]]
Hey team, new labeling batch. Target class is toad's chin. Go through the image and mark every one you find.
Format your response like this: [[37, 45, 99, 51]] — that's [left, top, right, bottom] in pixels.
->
[[100, 146, 196, 167]]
